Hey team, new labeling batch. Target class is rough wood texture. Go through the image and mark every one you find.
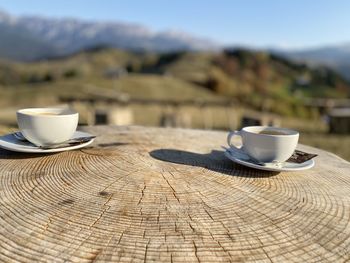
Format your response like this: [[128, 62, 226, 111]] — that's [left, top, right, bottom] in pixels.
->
[[0, 125, 349, 262]]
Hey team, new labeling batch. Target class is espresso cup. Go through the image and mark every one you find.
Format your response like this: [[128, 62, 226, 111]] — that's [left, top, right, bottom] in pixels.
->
[[16, 108, 79, 146], [227, 126, 299, 163]]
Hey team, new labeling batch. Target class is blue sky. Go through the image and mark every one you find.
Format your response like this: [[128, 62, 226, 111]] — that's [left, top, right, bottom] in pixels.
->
[[1, 0, 349, 49]]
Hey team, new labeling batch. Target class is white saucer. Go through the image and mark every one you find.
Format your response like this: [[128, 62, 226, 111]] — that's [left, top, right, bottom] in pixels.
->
[[224, 149, 315, 172], [0, 131, 95, 153]]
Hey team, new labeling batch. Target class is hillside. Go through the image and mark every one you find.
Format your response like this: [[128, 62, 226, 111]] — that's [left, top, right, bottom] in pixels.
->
[[127, 48, 350, 116], [1, 47, 349, 118], [0, 48, 222, 109]]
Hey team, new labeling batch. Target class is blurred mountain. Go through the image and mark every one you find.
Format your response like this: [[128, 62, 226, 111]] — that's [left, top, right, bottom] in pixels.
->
[[0, 13, 59, 60], [276, 44, 350, 81], [0, 9, 219, 61]]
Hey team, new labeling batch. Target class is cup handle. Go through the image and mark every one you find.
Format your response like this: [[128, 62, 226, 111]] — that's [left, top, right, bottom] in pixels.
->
[[227, 130, 243, 152]]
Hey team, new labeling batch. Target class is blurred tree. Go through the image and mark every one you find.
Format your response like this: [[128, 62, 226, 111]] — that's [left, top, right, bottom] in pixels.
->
[[63, 69, 78, 78], [43, 72, 54, 82]]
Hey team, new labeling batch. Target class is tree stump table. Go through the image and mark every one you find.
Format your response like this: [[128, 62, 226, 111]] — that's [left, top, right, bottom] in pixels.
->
[[0, 126, 349, 262]]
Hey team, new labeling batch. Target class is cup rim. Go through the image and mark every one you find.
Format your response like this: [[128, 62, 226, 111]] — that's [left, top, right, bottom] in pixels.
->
[[242, 126, 299, 137], [17, 108, 78, 117]]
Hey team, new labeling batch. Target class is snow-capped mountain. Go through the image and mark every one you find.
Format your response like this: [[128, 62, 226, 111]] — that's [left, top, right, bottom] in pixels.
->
[[0, 10, 219, 61], [276, 44, 350, 80]]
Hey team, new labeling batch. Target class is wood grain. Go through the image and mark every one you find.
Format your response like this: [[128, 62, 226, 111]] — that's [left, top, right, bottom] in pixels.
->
[[0, 125, 349, 262]]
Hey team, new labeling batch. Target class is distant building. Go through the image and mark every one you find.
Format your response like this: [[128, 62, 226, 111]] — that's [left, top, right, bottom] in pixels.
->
[[329, 108, 350, 134], [104, 67, 128, 79], [94, 106, 134, 126], [241, 111, 281, 128]]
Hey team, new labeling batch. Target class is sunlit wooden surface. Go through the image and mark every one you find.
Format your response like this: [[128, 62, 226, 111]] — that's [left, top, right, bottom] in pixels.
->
[[0, 126, 349, 262]]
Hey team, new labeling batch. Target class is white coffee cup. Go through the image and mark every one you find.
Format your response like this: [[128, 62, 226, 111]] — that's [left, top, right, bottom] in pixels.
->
[[227, 126, 299, 163], [16, 108, 79, 146]]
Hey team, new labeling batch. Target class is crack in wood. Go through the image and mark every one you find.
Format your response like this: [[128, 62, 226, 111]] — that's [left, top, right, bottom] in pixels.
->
[[101, 169, 140, 192], [117, 231, 124, 245], [192, 240, 200, 263], [89, 194, 113, 228], [161, 172, 180, 203], [256, 236, 273, 263], [143, 239, 150, 263], [137, 183, 146, 205]]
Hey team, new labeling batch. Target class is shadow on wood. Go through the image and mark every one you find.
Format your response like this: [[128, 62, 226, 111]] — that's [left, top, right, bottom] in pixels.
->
[[97, 142, 129, 148], [149, 148, 279, 177], [0, 148, 58, 159]]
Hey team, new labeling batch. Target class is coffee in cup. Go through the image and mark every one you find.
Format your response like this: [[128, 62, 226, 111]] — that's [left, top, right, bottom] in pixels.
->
[[16, 108, 79, 146], [227, 126, 299, 163]]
